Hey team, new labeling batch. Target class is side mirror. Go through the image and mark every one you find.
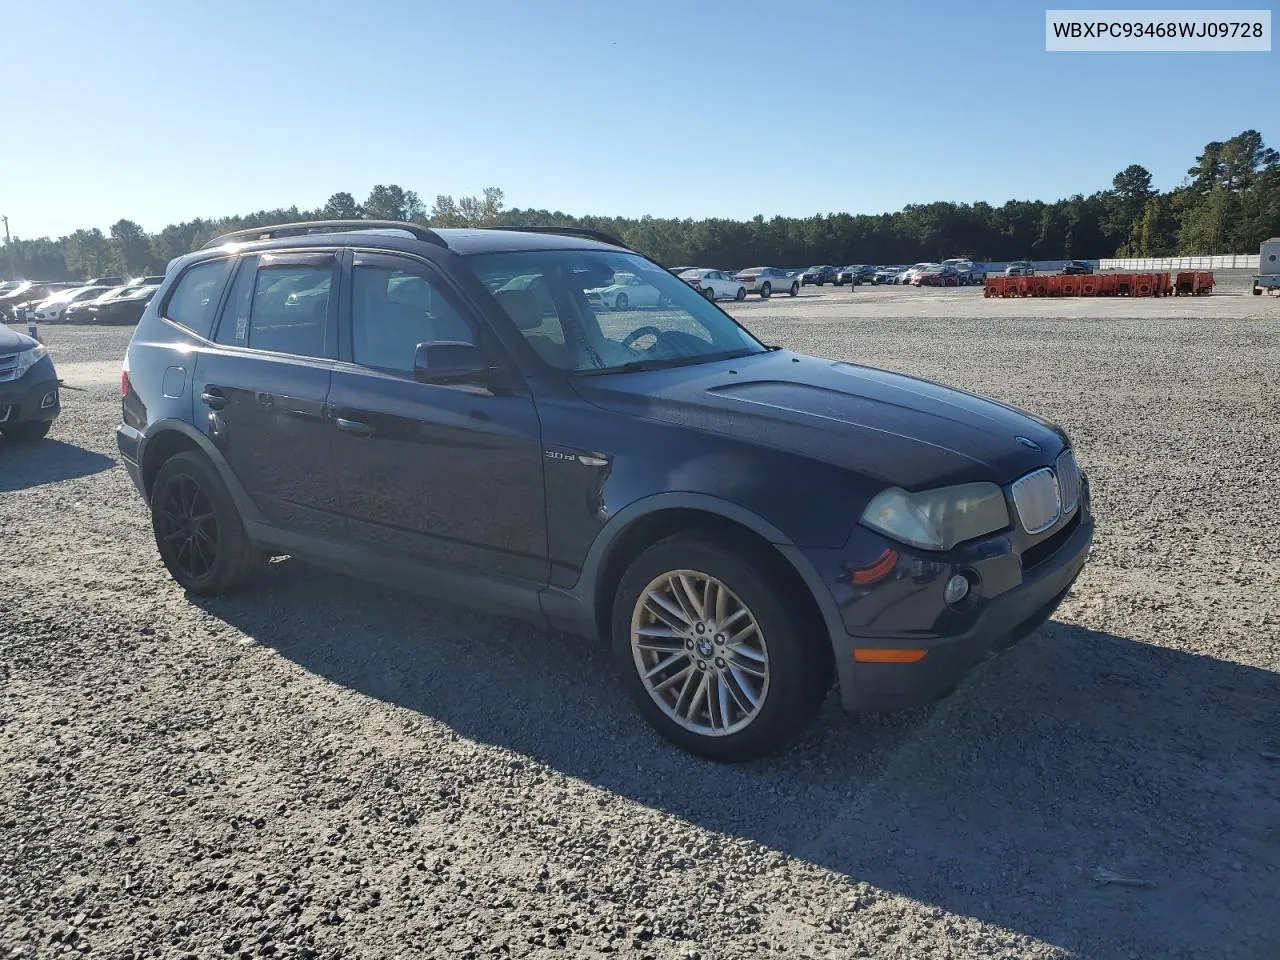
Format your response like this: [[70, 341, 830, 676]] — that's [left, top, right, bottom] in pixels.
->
[[413, 341, 487, 385]]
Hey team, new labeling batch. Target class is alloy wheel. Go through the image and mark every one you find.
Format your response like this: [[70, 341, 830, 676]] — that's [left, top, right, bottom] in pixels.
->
[[157, 473, 219, 581], [630, 570, 770, 736]]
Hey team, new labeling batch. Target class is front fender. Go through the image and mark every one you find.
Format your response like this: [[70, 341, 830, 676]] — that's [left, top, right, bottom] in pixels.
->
[[538, 491, 848, 659]]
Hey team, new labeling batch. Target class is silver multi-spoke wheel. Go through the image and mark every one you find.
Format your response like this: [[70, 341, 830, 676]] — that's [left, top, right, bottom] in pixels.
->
[[630, 569, 770, 737]]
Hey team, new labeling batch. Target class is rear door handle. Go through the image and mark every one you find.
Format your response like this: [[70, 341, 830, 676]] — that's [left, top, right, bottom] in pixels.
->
[[334, 416, 373, 438], [200, 388, 227, 410], [255, 391, 274, 408]]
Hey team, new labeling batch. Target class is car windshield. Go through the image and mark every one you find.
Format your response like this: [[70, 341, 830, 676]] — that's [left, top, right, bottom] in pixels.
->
[[468, 250, 766, 375]]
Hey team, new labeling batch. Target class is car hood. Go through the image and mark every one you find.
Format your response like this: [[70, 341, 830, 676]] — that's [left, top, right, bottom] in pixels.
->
[[0, 324, 37, 354], [571, 350, 1068, 489]]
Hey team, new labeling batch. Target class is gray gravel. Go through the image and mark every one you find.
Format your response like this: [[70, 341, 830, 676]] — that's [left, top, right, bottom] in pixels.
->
[[3, 282, 1279, 960]]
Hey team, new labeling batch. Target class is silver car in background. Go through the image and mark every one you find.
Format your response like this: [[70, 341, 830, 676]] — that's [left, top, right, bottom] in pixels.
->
[[733, 267, 800, 299]]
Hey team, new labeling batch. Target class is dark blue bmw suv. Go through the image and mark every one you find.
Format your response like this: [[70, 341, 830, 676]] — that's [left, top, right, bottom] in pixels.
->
[[118, 220, 1093, 760]]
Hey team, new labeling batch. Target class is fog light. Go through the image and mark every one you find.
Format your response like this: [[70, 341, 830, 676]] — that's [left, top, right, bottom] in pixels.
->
[[944, 574, 970, 605], [41, 390, 57, 409]]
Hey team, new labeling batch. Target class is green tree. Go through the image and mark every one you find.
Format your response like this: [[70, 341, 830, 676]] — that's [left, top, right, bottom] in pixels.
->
[[63, 228, 117, 278], [110, 219, 156, 275], [363, 184, 424, 221], [323, 192, 361, 219]]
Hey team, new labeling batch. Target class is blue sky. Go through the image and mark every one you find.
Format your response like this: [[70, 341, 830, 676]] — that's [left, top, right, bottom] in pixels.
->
[[1, 0, 1274, 238]]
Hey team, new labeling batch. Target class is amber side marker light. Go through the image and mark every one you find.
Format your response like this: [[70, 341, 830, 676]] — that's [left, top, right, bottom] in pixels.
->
[[853, 648, 929, 664], [850, 548, 898, 585]]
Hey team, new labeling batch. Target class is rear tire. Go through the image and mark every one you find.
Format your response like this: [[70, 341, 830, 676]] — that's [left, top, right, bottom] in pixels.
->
[[789, 282, 799, 296], [1, 420, 52, 442], [703, 286, 715, 301], [615, 293, 629, 311], [151, 451, 260, 596], [612, 533, 831, 761], [759, 282, 771, 299]]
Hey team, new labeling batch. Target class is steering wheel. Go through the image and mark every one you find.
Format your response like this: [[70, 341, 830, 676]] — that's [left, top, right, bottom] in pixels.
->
[[621, 325, 663, 351]]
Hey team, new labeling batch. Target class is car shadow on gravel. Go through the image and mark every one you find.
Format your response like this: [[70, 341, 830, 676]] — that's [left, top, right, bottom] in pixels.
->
[[197, 559, 1280, 957], [0, 438, 116, 492]]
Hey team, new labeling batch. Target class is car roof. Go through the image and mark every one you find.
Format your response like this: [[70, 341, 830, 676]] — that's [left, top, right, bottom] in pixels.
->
[[201, 223, 624, 257]]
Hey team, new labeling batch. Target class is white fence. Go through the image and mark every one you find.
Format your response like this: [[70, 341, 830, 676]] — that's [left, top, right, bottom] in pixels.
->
[[1097, 254, 1259, 271]]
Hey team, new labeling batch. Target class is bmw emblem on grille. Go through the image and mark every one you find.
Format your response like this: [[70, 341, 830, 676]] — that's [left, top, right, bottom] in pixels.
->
[[1015, 436, 1041, 450]]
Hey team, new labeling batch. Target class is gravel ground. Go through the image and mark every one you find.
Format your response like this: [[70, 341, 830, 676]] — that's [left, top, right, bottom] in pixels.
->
[[3, 281, 1279, 960]]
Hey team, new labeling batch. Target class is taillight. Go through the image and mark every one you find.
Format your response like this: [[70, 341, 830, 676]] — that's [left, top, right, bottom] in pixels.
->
[[120, 368, 130, 397]]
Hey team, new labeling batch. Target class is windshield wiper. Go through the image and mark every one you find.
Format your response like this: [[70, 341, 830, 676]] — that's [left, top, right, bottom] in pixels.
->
[[577, 348, 762, 376]]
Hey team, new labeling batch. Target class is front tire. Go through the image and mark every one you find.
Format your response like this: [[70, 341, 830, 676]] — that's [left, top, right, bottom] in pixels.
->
[[735, 286, 746, 301], [759, 282, 771, 299], [151, 451, 259, 595], [612, 534, 830, 761], [1, 420, 52, 442]]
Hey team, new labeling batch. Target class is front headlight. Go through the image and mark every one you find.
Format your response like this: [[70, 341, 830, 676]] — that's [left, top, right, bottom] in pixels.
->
[[13, 344, 48, 380], [860, 482, 1010, 551]]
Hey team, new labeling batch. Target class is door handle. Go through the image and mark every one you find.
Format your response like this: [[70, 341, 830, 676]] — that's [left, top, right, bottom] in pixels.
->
[[334, 416, 373, 437], [200, 389, 227, 410], [255, 391, 274, 408]]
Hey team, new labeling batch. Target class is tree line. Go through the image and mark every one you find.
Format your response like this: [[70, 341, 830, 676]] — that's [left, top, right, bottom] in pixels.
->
[[4, 130, 1276, 281]]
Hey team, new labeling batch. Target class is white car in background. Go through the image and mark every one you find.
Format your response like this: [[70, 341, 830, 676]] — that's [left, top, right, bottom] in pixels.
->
[[585, 272, 667, 311], [733, 267, 800, 298], [678, 269, 747, 302], [897, 263, 935, 285], [31, 285, 112, 322]]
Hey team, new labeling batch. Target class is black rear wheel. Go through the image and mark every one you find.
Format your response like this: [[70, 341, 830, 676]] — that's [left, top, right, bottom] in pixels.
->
[[151, 451, 260, 595], [759, 282, 771, 299]]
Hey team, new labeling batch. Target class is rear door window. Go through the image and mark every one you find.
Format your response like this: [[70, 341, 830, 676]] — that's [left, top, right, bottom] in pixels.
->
[[213, 253, 335, 358]]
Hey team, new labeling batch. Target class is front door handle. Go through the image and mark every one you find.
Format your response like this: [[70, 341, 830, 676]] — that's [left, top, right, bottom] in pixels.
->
[[255, 391, 274, 408], [200, 388, 227, 410], [334, 416, 373, 438]]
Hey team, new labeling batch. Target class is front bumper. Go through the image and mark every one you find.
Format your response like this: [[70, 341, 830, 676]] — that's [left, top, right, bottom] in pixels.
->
[[810, 496, 1094, 713], [0, 373, 61, 428]]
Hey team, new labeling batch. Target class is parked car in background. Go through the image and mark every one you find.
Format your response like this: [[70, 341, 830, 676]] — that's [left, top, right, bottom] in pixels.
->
[[0, 282, 56, 320], [872, 266, 900, 285], [678, 269, 747, 302], [585, 272, 667, 311], [62, 285, 150, 323], [88, 275, 128, 287], [1006, 260, 1035, 277], [801, 265, 837, 286], [667, 266, 696, 276], [942, 258, 986, 286], [129, 275, 167, 286], [734, 267, 800, 298], [84, 285, 157, 325], [897, 263, 934, 285], [913, 264, 961, 287], [31, 285, 113, 322], [1061, 260, 1093, 275], [836, 265, 877, 286], [0, 321, 60, 441]]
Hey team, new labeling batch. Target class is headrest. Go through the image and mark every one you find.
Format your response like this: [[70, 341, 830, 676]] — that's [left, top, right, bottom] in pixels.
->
[[388, 277, 432, 310], [493, 288, 546, 331]]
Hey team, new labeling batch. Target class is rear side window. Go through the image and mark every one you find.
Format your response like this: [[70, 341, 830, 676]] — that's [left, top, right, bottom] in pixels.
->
[[216, 260, 332, 358], [164, 258, 232, 337]]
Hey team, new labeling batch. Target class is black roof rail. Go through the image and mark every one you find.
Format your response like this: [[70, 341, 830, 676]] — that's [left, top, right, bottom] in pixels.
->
[[484, 225, 631, 250], [202, 219, 447, 250]]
